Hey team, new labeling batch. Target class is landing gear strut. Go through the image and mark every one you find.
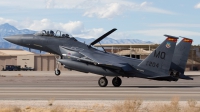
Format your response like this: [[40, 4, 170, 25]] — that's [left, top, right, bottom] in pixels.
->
[[170, 71, 180, 78], [55, 56, 61, 76], [98, 77, 108, 87], [112, 77, 122, 87]]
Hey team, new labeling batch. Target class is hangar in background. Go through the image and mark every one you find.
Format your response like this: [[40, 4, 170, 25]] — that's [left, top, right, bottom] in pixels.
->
[[94, 44, 159, 59], [94, 44, 200, 71], [0, 49, 34, 70], [0, 49, 67, 71]]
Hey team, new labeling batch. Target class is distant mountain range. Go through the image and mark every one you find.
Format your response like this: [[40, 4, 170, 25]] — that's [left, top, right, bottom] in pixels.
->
[[75, 37, 153, 45], [0, 23, 35, 39], [0, 23, 35, 50], [0, 23, 153, 53]]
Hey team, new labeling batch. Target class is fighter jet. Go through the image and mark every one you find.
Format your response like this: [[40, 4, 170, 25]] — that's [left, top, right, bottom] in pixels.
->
[[4, 29, 193, 87]]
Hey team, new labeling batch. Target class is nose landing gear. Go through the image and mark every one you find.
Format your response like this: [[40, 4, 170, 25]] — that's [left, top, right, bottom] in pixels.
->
[[55, 56, 61, 76], [55, 69, 60, 76]]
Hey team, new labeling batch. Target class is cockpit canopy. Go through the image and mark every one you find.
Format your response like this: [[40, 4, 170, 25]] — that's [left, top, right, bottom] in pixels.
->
[[34, 30, 73, 38]]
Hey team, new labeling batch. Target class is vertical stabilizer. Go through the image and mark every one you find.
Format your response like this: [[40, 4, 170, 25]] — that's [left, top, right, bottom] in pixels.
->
[[171, 37, 193, 74], [138, 35, 178, 76]]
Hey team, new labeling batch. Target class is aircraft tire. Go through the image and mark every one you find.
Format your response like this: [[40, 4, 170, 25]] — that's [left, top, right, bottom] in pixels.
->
[[112, 77, 122, 87], [55, 69, 61, 76], [98, 77, 108, 87]]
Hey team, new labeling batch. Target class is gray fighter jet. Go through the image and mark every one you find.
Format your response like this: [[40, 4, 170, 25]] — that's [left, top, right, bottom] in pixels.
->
[[4, 29, 193, 87]]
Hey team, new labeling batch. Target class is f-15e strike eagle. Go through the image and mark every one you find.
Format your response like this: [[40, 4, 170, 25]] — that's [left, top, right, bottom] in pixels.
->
[[4, 28, 193, 87]]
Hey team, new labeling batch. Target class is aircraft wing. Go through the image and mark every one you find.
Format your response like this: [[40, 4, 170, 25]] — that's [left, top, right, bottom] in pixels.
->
[[59, 46, 134, 71], [79, 50, 134, 72]]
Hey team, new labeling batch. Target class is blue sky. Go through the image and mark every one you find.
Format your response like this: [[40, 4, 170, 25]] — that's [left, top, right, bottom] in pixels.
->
[[0, 0, 200, 44]]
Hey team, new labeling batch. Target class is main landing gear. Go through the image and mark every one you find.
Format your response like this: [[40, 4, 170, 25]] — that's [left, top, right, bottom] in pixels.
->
[[98, 77, 108, 87], [98, 76, 122, 87], [112, 77, 122, 87]]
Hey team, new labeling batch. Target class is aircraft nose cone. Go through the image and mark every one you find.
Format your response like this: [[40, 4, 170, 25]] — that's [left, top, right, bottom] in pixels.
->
[[4, 35, 20, 44]]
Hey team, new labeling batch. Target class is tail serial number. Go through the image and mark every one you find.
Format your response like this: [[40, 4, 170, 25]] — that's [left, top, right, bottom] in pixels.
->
[[146, 61, 159, 68]]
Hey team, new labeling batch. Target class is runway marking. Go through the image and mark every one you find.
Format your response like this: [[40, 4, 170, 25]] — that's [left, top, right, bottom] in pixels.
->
[[0, 91, 199, 94], [0, 93, 199, 96], [0, 73, 200, 100]]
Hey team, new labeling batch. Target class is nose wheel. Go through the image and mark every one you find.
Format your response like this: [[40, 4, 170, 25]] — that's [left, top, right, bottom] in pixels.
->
[[112, 77, 122, 87], [98, 77, 108, 87], [55, 69, 61, 76]]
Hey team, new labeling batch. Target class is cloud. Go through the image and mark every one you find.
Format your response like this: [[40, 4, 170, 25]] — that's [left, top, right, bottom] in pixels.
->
[[74, 28, 105, 38], [0, 0, 45, 8], [83, 3, 123, 19], [62, 21, 84, 34], [132, 29, 200, 37], [25, 19, 85, 35], [0, 0, 175, 19], [0, 17, 109, 38], [83, 1, 175, 19], [0, 17, 133, 40], [149, 23, 200, 27], [27, 19, 109, 38], [0, 17, 18, 25], [26, 19, 112, 39], [4, 16, 200, 44], [194, 3, 200, 9], [46, 0, 55, 8]]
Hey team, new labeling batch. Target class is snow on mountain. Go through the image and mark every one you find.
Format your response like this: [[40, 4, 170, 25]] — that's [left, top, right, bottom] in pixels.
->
[[75, 37, 153, 44], [0, 23, 36, 50], [0, 23, 35, 41]]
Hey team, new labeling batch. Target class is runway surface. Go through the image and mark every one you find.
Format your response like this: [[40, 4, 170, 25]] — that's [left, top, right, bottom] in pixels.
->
[[0, 71, 200, 101]]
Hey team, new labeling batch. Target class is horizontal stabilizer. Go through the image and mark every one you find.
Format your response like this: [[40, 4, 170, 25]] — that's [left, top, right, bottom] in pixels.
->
[[148, 76, 178, 81], [90, 28, 117, 46], [179, 74, 193, 80]]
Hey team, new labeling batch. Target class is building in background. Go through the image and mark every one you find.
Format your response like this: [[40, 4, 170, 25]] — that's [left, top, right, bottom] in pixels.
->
[[0, 49, 67, 71], [95, 44, 200, 71], [0, 49, 34, 70], [0, 44, 200, 71]]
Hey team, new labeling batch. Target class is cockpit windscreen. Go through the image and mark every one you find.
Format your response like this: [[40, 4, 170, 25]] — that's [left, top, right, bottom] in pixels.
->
[[34, 30, 73, 38]]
